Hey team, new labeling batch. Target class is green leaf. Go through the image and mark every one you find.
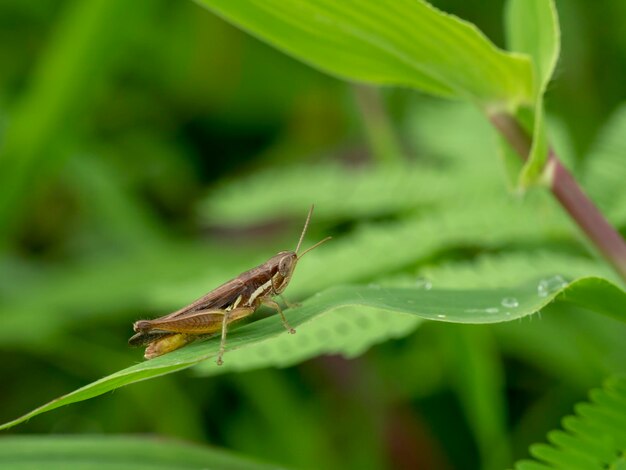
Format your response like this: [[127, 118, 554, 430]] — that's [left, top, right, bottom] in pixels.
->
[[0, 435, 284, 470], [199, 163, 496, 226], [199, 100, 507, 227], [0, 193, 570, 351], [513, 376, 626, 470], [423, 253, 626, 388], [403, 100, 502, 170], [166, 197, 572, 312], [506, 0, 560, 92], [422, 251, 619, 288], [505, 0, 561, 187], [194, 0, 533, 109], [518, 101, 550, 188], [1, 276, 623, 431]]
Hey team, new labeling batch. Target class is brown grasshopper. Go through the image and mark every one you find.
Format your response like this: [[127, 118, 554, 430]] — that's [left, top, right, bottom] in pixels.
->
[[129, 206, 330, 365]]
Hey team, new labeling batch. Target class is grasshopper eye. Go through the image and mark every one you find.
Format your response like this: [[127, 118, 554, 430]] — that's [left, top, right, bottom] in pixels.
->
[[278, 256, 294, 276]]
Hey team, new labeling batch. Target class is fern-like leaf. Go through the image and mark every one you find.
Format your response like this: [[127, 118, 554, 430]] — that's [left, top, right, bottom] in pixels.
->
[[514, 376, 626, 469]]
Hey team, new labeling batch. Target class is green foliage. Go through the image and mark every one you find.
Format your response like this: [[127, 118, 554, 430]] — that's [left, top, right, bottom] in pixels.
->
[[514, 376, 626, 469], [200, 163, 471, 225], [1, 276, 624, 431], [194, 0, 562, 188], [505, 0, 560, 188], [195, 0, 533, 108], [0, 435, 283, 470], [0, 0, 157, 243], [1, 0, 626, 468], [506, 0, 560, 93]]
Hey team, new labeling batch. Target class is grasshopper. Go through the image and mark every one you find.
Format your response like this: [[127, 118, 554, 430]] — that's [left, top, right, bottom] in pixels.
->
[[129, 206, 330, 365]]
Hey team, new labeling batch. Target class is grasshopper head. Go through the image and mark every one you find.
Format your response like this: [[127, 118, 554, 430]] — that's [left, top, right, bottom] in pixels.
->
[[272, 251, 298, 294], [270, 206, 331, 295]]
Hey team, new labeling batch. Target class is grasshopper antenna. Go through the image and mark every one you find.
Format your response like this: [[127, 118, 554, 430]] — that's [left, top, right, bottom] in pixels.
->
[[295, 205, 314, 254], [295, 205, 332, 258], [296, 205, 333, 259], [298, 236, 332, 259]]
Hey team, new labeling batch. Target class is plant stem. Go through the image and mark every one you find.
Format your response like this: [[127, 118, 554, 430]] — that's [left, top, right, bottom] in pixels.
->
[[489, 112, 626, 283]]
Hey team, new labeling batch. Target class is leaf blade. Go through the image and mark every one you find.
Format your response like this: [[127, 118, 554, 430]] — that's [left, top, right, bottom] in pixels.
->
[[0, 435, 284, 470], [194, 0, 533, 108], [1, 276, 623, 431], [505, 0, 561, 187]]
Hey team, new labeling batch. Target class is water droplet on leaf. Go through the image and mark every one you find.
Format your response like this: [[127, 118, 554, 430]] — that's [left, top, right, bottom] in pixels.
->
[[537, 275, 568, 297], [501, 297, 519, 308], [415, 277, 432, 290]]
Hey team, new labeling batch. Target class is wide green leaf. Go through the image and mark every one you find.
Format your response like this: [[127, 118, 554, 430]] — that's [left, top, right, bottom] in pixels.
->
[[194, 0, 533, 109], [505, 0, 560, 187], [1, 276, 624, 430], [423, 252, 626, 388], [0, 435, 283, 470], [506, 0, 560, 92]]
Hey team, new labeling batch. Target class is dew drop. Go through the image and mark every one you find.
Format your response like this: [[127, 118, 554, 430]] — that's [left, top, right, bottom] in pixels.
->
[[501, 297, 519, 308], [485, 307, 499, 314], [537, 275, 568, 297], [436, 314, 446, 319], [415, 277, 433, 290]]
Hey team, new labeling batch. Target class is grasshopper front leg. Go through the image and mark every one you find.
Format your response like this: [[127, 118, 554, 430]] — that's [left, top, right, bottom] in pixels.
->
[[279, 295, 300, 309], [263, 298, 296, 334]]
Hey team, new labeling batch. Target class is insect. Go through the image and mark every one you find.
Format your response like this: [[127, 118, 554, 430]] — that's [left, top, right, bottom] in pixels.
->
[[129, 205, 330, 365]]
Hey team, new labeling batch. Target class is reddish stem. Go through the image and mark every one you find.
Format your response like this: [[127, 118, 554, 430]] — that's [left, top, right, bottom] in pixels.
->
[[489, 112, 626, 283]]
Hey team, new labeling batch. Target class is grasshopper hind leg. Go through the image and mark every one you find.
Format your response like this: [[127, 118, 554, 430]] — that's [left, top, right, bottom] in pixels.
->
[[213, 306, 254, 365], [144, 333, 196, 359], [216, 310, 230, 366]]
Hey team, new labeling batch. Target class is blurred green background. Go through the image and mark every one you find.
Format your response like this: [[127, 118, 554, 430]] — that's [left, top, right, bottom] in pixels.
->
[[1, 1, 625, 469]]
